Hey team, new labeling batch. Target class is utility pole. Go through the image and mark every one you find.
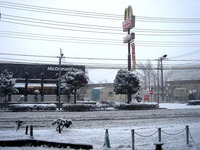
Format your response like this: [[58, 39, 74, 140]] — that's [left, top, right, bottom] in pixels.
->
[[157, 54, 167, 103], [157, 61, 160, 106], [160, 58, 164, 102], [58, 49, 64, 110]]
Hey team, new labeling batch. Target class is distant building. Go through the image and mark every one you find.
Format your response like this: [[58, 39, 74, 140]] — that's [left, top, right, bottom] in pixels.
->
[[167, 65, 200, 102], [83, 83, 128, 102]]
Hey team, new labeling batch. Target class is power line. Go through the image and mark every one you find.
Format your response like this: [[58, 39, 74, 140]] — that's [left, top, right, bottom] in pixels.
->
[[1, 58, 200, 70], [168, 50, 200, 59], [3, 14, 121, 31], [1, 52, 200, 62], [137, 16, 200, 23], [1, 1, 200, 23], [1, 51, 200, 69], [0, 1, 122, 20], [1, 29, 200, 47], [2, 30, 200, 45], [2, 19, 200, 37], [1, 20, 123, 35], [3, 14, 200, 34], [134, 28, 200, 33], [0, 30, 122, 42]]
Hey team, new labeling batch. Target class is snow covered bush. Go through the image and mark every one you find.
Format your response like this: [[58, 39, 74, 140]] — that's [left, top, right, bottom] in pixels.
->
[[8, 104, 57, 112], [62, 104, 96, 111], [187, 100, 200, 105], [114, 103, 158, 110], [52, 118, 72, 133]]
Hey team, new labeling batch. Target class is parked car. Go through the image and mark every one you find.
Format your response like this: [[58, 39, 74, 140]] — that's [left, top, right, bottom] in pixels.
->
[[97, 100, 110, 108]]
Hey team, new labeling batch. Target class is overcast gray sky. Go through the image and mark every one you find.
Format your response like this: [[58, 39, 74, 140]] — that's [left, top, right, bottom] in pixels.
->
[[0, 0, 200, 83]]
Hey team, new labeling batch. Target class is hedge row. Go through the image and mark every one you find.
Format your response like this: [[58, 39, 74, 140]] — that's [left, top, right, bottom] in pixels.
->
[[62, 104, 97, 111], [114, 103, 159, 110], [7, 103, 159, 112], [8, 104, 57, 112], [187, 100, 200, 105]]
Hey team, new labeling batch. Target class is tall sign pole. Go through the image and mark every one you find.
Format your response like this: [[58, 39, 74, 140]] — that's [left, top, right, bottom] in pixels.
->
[[122, 5, 135, 103]]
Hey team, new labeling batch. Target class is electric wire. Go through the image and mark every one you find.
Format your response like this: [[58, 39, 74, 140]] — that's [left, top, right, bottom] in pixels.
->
[[1, 53, 200, 70], [1, 1, 200, 23], [1, 31, 200, 47], [2, 14, 121, 31], [1, 20, 123, 35], [3, 14, 200, 35], [1, 57, 200, 70], [1, 30, 200, 47], [2, 13, 200, 35], [1, 52, 200, 62], [2, 19, 200, 37], [0, 1, 122, 20]]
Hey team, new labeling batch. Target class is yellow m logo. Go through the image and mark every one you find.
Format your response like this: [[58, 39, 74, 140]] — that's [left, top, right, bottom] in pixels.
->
[[124, 5, 133, 21]]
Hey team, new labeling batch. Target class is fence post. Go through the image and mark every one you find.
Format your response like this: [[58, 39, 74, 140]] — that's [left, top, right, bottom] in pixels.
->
[[25, 126, 28, 135], [30, 125, 33, 137], [131, 130, 135, 150], [186, 125, 189, 145], [158, 128, 162, 142], [58, 125, 61, 134]]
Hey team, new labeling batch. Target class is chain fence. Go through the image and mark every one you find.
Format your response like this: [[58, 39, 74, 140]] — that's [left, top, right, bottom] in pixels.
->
[[131, 125, 197, 150]]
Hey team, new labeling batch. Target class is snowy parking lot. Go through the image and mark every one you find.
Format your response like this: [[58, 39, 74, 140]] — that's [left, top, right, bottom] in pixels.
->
[[1, 103, 200, 150]]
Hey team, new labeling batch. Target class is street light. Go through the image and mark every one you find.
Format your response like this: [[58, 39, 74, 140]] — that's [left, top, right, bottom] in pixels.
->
[[157, 54, 167, 104]]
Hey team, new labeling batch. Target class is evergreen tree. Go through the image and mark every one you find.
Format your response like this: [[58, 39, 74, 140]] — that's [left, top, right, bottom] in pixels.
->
[[114, 69, 140, 103], [0, 70, 18, 110], [60, 68, 88, 104]]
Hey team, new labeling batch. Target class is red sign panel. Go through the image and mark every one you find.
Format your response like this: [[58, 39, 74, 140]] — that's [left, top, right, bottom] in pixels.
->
[[150, 90, 154, 94], [144, 95, 150, 101], [131, 43, 136, 70], [123, 33, 135, 43], [122, 16, 135, 32]]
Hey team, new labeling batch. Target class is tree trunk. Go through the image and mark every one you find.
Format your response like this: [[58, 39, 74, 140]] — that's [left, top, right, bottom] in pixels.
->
[[127, 93, 131, 103], [4, 95, 7, 111], [74, 89, 77, 104]]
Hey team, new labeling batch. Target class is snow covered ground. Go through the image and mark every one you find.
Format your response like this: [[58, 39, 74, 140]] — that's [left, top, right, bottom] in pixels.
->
[[1, 103, 200, 150]]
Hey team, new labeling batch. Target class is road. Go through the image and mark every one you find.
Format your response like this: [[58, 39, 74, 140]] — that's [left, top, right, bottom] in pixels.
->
[[1, 108, 200, 129]]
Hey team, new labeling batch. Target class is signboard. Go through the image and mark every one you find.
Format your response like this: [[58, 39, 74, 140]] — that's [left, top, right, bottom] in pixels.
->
[[150, 89, 154, 95], [122, 6, 135, 32], [122, 16, 135, 32], [131, 43, 136, 70], [123, 33, 135, 43], [144, 95, 150, 101]]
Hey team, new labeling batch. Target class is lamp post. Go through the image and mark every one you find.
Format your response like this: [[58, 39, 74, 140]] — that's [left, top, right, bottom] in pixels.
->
[[58, 49, 64, 110], [157, 54, 167, 103]]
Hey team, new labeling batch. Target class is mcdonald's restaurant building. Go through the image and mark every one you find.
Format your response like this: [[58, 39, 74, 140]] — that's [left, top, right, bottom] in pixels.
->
[[0, 63, 85, 103]]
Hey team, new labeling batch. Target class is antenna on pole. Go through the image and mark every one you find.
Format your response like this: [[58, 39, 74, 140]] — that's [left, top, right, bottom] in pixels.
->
[[60, 48, 64, 57]]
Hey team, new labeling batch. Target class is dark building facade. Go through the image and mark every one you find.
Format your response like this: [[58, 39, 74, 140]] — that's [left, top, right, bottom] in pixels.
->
[[0, 63, 85, 102]]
